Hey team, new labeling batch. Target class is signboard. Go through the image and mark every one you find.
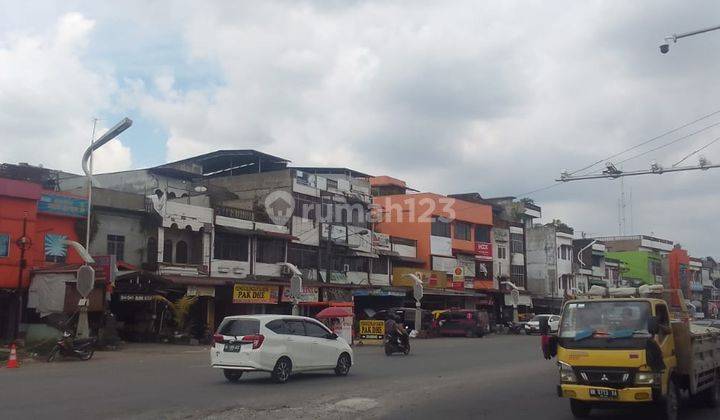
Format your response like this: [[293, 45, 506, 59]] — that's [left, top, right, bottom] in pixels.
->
[[452, 281, 464, 290], [119, 294, 154, 302], [372, 232, 391, 251], [322, 288, 353, 302], [38, 194, 88, 218], [432, 255, 460, 274], [44, 234, 68, 263], [187, 285, 216, 297], [281, 286, 319, 303], [493, 229, 509, 242], [392, 267, 447, 289], [453, 266, 464, 283], [232, 284, 279, 304], [76, 265, 95, 298], [359, 320, 385, 340], [474, 242, 493, 260], [430, 235, 452, 256]]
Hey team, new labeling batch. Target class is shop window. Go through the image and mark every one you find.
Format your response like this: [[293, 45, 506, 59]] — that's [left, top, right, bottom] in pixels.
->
[[475, 225, 491, 243], [510, 233, 524, 254], [107, 234, 125, 262], [214, 233, 249, 262], [372, 256, 389, 274], [175, 241, 189, 264], [346, 257, 368, 272], [146, 237, 157, 263], [163, 240, 173, 263], [0, 234, 9, 257], [256, 238, 285, 264], [454, 222, 471, 241], [431, 217, 451, 238]]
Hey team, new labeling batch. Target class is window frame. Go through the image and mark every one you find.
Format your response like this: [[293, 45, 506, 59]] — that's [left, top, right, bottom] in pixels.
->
[[214, 232, 250, 262], [256, 237, 286, 264], [431, 217, 451, 238], [107, 234, 126, 262], [454, 222, 472, 241], [0, 233, 9, 258]]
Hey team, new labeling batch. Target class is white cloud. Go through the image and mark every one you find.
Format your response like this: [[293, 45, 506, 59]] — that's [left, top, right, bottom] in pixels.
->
[[0, 12, 132, 174]]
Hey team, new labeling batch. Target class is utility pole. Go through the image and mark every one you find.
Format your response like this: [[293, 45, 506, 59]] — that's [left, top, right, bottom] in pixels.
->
[[660, 23, 720, 53], [14, 214, 30, 339], [85, 118, 98, 249], [558, 161, 720, 182]]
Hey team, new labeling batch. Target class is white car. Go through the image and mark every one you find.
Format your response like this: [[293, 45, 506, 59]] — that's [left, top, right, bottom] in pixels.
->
[[210, 315, 353, 383], [524, 314, 560, 334]]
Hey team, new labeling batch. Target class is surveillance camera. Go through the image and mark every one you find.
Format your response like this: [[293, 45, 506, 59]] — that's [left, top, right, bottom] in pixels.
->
[[659, 43, 669, 54]]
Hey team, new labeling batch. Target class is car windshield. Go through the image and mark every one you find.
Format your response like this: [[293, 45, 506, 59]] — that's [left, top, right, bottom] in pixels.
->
[[559, 301, 651, 339]]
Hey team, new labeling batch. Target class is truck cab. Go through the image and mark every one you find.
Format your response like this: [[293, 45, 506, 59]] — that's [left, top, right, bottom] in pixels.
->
[[549, 295, 720, 419]]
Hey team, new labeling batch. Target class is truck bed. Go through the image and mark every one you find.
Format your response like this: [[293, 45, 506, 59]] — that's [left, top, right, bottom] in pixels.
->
[[672, 322, 720, 394]]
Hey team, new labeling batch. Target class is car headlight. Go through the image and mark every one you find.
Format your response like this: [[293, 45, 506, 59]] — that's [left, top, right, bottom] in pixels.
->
[[559, 362, 577, 383], [635, 372, 660, 385]]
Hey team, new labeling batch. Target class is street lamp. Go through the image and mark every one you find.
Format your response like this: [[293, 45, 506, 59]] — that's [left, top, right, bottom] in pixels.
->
[[77, 118, 131, 339], [82, 118, 132, 248], [660, 24, 720, 54]]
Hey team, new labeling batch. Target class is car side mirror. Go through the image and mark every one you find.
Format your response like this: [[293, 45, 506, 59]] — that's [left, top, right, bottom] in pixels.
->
[[647, 316, 660, 336], [326, 332, 338, 340]]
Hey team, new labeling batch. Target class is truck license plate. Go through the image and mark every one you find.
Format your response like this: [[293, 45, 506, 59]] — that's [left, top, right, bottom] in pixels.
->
[[589, 388, 618, 399]]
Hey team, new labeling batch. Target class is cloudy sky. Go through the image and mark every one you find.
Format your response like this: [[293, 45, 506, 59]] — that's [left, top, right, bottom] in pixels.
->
[[2, 1, 720, 256]]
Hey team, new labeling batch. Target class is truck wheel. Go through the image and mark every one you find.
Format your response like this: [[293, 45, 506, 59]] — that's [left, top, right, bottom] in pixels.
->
[[704, 372, 720, 408], [570, 399, 591, 418], [658, 380, 679, 420]]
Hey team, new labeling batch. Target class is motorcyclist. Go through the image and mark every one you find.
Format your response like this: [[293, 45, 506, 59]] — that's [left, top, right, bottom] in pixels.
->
[[385, 313, 408, 349]]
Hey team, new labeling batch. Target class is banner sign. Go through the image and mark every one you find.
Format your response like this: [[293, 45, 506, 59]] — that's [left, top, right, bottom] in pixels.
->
[[232, 284, 279, 304], [38, 194, 88, 218], [359, 320, 385, 340], [281, 286, 319, 303], [392, 267, 447, 289], [474, 242, 493, 260]]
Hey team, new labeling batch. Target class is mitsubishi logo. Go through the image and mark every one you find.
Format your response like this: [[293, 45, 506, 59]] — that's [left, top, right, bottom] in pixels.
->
[[600, 374, 609, 382]]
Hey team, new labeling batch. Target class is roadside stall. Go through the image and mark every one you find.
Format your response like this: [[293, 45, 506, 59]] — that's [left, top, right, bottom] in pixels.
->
[[315, 304, 354, 344]]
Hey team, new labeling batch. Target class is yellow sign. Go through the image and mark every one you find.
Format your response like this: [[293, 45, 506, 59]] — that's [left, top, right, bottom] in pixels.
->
[[232, 284, 279, 304], [359, 320, 385, 339], [392, 267, 448, 289]]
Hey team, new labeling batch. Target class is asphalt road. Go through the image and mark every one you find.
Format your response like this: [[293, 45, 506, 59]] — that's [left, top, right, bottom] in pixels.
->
[[0, 335, 718, 419]]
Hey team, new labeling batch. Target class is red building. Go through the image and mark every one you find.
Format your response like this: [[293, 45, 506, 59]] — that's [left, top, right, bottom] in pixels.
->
[[0, 177, 86, 339], [667, 246, 690, 308]]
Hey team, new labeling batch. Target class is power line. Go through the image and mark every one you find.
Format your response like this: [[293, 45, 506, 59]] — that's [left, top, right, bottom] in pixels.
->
[[568, 108, 720, 176], [672, 135, 720, 167], [616, 120, 720, 165], [516, 182, 564, 197]]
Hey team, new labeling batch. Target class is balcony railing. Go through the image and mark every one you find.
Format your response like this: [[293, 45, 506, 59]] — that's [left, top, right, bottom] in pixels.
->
[[215, 206, 255, 221]]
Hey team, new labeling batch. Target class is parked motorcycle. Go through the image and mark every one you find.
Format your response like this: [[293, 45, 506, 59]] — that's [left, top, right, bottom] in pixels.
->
[[47, 331, 96, 362], [502, 321, 525, 335], [384, 332, 410, 356]]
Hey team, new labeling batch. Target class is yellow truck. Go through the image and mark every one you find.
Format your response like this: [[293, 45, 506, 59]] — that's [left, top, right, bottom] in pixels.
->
[[544, 291, 720, 419]]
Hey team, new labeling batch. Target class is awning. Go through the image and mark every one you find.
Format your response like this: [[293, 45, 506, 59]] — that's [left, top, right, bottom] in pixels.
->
[[376, 249, 400, 257], [389, 255, 425, 264], [216, 225, 297, 240], [348, 251, 379, 259], [504, 294, 533, 307]]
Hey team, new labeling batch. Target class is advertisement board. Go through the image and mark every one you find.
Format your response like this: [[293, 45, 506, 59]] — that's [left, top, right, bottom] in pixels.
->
[[392, 267, 447, 289], [281, 286, 319, 303], [359, 320, 385, 340], [232, 284, 279, 304], [38, 194, 88, 218], [474, 242, 493, 260]]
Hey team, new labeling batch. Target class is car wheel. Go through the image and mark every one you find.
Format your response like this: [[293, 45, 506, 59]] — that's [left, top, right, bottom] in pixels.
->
[[335, 353, 351, 376], [703, 372, 719, 408], [271, 357, 292, 384], [223, 369, 243, 383], [569, 399, 591, 418]]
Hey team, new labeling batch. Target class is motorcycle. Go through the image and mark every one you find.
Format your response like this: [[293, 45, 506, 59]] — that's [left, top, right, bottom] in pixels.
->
[[384, 332, 410, 356], [47, 331, 96, 362], [502, 321, 525, 335]]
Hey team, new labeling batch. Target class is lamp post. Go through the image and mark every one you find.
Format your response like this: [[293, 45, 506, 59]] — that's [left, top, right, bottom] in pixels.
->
[[77, 118, 132, 338]]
